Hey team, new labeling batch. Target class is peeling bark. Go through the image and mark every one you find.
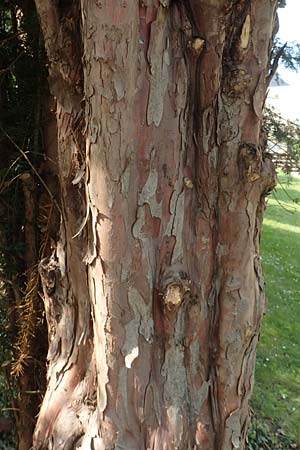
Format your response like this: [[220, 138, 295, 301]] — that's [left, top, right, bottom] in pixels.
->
[[33, 1, 276, 449]]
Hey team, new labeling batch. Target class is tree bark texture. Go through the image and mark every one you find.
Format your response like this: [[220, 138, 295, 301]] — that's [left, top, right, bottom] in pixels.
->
[[33, 1, 276, 449]]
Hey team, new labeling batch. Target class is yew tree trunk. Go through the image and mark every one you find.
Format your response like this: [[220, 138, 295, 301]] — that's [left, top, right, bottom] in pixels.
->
[[33, 1, 276, 449]]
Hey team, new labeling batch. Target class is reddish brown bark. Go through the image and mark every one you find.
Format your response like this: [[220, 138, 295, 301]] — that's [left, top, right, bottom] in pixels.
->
[[33, 1, 276, 449]]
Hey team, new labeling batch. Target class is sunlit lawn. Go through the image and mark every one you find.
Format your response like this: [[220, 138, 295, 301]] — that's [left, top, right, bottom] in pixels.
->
[[252, 171, 300, 441]]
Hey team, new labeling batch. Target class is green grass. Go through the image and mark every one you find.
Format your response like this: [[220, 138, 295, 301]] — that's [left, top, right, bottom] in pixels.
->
[[251, 171, 300, 442]]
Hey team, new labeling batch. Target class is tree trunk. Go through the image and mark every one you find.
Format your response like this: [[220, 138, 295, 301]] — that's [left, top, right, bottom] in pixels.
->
[[33, 1, 276, 449]]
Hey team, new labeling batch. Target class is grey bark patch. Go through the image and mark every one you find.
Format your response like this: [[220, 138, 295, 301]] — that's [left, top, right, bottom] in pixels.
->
[[161, 339, 188, 447], [120, 164, 131, 196], [132, 206, 156, 286], [223, 409, 242, 450], [132, 206, 146, 240], [138, 149, 162, 218], [171, 190, 185, 264], [122, 286, 154, 368], [113, 72, 125, 101], [106, 117, 119, 134], [118, 366, 128, 414], [161, 344, 187, 406], [128, 286, 154, 343], [195, 381, 209, 415], [253, 72, 265, 119], [147, 8, 170, 127]]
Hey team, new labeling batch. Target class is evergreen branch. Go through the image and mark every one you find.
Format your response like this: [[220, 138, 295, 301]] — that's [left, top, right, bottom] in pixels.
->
[[267, 42, 287, 86], [277, 176, 300, 205], [272, 189, 296, 214], [0, 154, 23, 192], [0, 31, 26, 48], [0, 49, 26, 76], [0, 126, 61, 215]]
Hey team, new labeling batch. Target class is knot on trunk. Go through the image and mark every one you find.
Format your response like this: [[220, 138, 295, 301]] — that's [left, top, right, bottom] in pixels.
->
[[187, 36, 205, 57], [160, 267, 191, 311], [238, 142, 262, 182], [163, 282, 185, 309]]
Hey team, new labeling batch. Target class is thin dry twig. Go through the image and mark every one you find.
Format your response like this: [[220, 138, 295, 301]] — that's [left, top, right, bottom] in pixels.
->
[[0, 125, 61, 215]]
